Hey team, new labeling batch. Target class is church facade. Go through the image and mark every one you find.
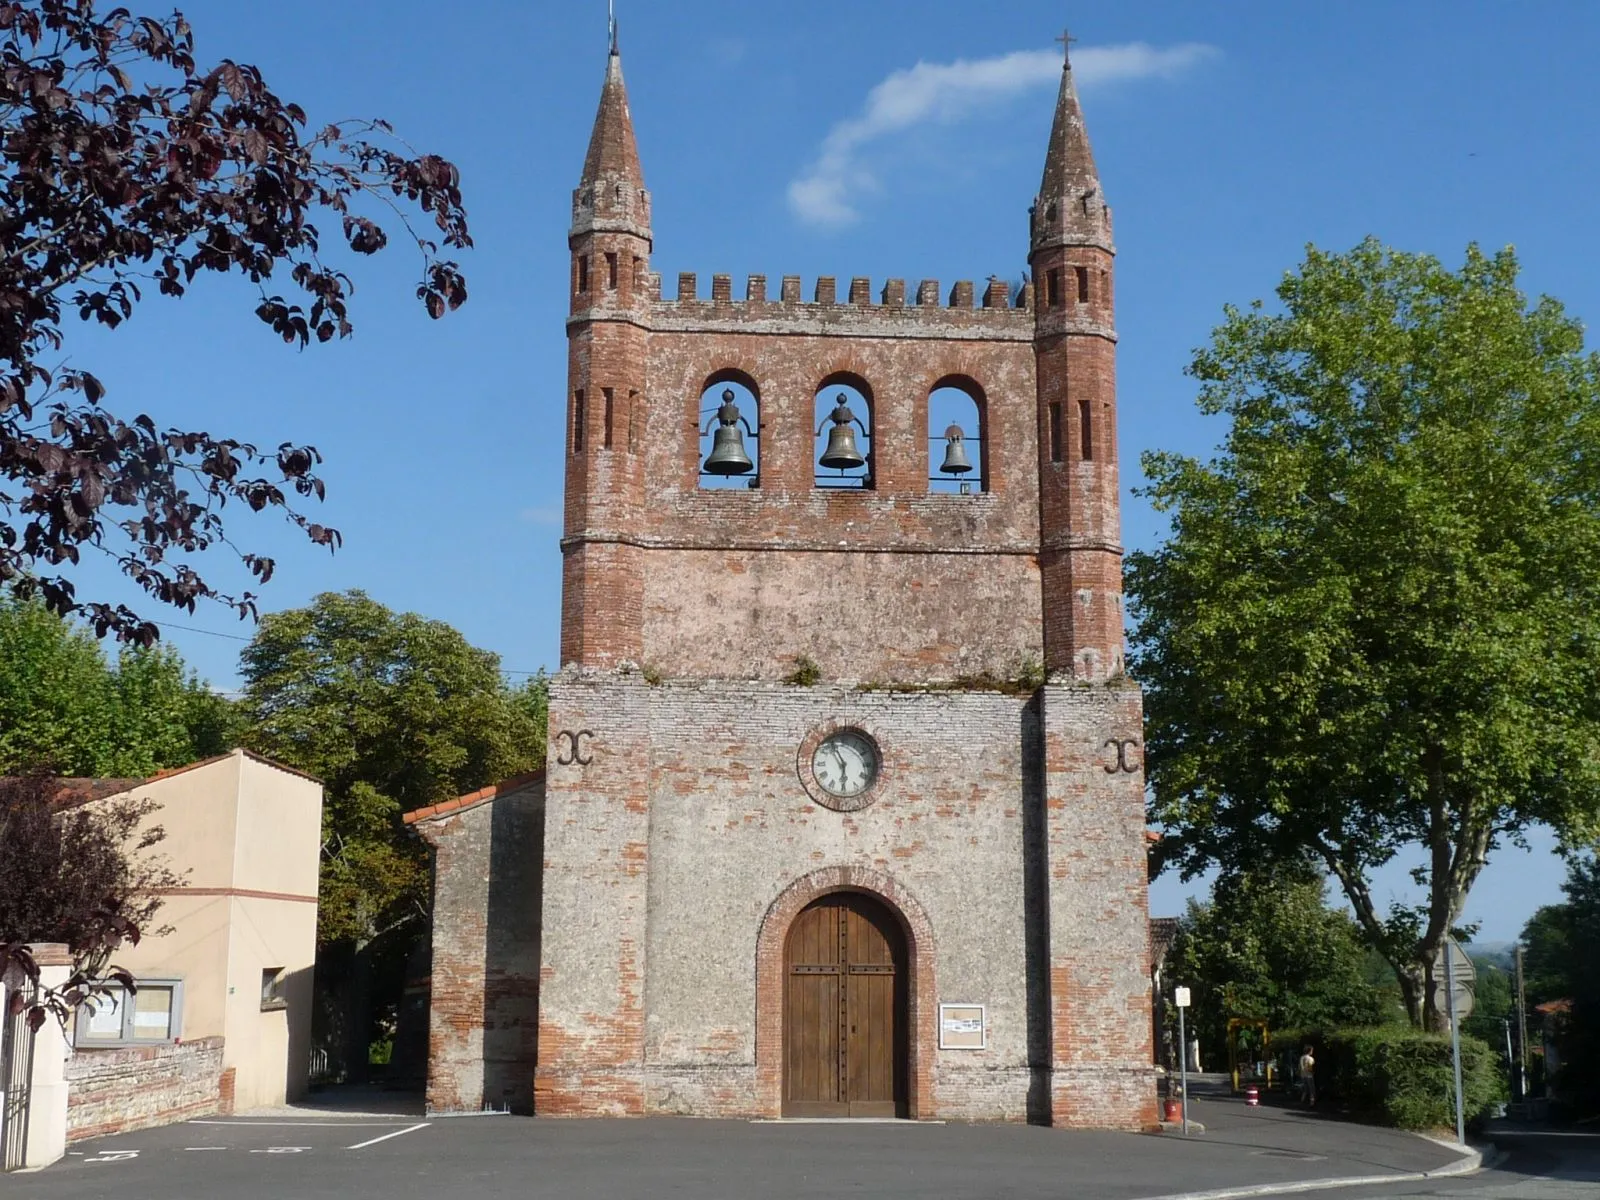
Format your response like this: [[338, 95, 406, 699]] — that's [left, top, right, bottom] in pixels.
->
[[405, 39, 1157, 1128]]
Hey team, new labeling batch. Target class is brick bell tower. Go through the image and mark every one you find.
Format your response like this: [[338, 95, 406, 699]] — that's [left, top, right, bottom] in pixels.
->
[[1031, 48, 1123, 682], [562, 31, 650, 668], [511, 34, 1156, 1127]]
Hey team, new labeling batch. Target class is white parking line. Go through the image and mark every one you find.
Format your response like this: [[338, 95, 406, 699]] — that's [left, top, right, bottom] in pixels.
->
[[347, 1123, 430, 1150]]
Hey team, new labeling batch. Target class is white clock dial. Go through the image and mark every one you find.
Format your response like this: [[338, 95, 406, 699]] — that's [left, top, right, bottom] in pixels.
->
[[811, 730, 879, 798]]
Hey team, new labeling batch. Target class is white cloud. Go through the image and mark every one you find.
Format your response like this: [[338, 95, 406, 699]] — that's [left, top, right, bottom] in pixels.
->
[[519, 506, 563, 526], [788, 42, 1219, 228]]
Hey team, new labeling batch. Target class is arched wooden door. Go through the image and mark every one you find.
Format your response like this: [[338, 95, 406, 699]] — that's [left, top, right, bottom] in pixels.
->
[[783, 893, 908, 1117]]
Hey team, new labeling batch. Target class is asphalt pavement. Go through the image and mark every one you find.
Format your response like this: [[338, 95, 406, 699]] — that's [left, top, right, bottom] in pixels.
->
[[1320, 1123, 1600, 1200], [0, 1091, 1476, 1200]]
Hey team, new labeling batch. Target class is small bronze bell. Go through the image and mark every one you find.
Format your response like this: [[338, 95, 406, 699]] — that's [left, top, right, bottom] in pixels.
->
[[940, 423, 973, 475], [702, 389, 754, 476], [818, 393, 867, 471]]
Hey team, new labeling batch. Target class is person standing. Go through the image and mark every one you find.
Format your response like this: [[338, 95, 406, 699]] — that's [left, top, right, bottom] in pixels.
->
[[1299, 1045, 1317, 1107]]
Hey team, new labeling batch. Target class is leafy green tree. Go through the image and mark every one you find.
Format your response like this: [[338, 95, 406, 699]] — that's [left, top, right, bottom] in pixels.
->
[[1131, 239, 1600, 1028], [238, 590, 547, 1075], [1519, 903, 1574, 1009], [0, 596, 237, 775], [1537, 855, 1600, 1111], [1169, 863, 1392, 1063], [1462, 958, 1513, 1048]]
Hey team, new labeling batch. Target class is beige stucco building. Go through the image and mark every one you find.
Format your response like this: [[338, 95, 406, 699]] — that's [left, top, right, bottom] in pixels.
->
[[71, 750, 323, 1113]]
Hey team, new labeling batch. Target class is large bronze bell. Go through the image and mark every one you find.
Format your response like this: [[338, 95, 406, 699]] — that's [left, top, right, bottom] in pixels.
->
[[818, 393, 867, 471], [940, 423, 973, 475], [702, 389, 754, 475]]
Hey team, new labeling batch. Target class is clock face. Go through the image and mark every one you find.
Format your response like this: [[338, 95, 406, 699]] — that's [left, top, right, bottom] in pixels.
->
[[811, 729, 879, 798]]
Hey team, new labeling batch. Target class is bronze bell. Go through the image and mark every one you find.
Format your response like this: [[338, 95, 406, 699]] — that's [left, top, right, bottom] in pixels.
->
[[940, 423, 973, 475], [818, 393, 867, 471], [702, 388, 754, 475]]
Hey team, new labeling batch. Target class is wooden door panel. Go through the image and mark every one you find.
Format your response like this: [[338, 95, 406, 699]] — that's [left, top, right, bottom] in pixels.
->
[[785, 973, 839, 1111], [846, 972, 896, 1114], [784, 893, 906, 1118]]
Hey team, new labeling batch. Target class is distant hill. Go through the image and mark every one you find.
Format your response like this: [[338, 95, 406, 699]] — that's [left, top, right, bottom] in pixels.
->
[[1466, 941, 1515, 968]]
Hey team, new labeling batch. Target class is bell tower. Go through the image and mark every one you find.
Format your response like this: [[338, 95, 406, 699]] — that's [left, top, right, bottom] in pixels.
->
[[1031, 46, 1123, 681], [562, 33, 651, 668]]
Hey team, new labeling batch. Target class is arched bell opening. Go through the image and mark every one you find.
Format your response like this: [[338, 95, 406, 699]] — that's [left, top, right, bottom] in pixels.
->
[[814, 375, 874, 490], [698, 371, 760, 489], [927, 378, 987, 494]]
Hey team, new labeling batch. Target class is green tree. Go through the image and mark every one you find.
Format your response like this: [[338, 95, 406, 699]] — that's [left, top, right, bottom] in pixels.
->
[[1519, 903, 1574, 1008], [0, 597, 237, 775], [1462, 958, 1513, 1049], [1169, 863, 1391, 1064], [1130, 240, 1600, 1028], [1542, 854, 1600, 1112], [238, 590, 547, 1075]]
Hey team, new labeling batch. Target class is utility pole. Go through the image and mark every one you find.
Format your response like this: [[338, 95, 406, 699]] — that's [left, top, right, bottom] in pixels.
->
[[1514, 944, 1529, 1101]]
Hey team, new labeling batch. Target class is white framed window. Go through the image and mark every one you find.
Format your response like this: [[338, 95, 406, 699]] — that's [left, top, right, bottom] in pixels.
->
[[73, 978, 184, 1047]]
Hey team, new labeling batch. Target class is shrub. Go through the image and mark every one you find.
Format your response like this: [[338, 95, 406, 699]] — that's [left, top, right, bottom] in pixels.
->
[[1285, 1026, 1505, 1130], [785, 656, 822, 687]]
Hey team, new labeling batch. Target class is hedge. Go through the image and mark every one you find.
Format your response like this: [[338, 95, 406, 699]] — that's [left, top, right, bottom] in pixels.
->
[[1276, 1026, 1505, 1130]]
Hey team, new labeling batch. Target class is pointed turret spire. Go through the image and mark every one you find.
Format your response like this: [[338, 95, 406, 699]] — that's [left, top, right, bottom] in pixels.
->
[[572, 40, 651, 241], [1032, 46, 1111, 253], [580, 43, 643, 193]]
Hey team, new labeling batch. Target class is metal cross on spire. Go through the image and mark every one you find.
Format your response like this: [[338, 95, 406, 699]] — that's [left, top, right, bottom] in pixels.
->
[[608, 0, 618, 53], [1055, 27, 1077, 66]]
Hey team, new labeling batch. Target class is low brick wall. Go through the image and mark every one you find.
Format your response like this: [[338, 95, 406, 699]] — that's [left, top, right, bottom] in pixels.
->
[[66, 1036, 228, 1141]]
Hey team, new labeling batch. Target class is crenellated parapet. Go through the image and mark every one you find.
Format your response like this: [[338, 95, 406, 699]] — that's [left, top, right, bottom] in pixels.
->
[[629, 272, 1081, 341]]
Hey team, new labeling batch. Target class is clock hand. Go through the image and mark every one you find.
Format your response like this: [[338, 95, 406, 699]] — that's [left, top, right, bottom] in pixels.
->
[[832, 745, 848, 780]]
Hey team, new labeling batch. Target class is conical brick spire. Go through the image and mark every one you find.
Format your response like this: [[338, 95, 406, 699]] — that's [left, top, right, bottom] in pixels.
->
[[1032, 56, 1111, 253], [572, 44, 650, 237], [581, 45, 643, 191]]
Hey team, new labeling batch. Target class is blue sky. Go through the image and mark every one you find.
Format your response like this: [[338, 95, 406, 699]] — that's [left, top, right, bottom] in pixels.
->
[[62, 1, 1599, 939]]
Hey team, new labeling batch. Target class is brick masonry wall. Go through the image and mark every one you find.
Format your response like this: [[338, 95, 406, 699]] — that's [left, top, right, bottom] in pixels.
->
[[66, 1036, 225, 1141], [416, 779, 544, 1114], [1041, 682, 1159, 1128], [534, 674, 1155, 1126], [564, 295, 1094, 683]]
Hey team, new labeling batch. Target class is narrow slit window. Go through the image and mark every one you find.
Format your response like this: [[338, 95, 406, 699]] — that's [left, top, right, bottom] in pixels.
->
[[1075, 266, 1089, 304], [603, 388, 615, 448], [628, 390, 640, 452], [1079, 398, 1093, 461], [605, 252, 618, 290], [572, 390, 585, 453], [576, 255, 589, 294], [1046, 268, 1061, 309], [1049, 402, 1063, 463]]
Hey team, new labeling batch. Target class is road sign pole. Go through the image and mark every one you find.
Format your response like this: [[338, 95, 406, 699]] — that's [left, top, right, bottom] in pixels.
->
[[1444, 947, 1466, 1145], [1178, 1003, 1189, 1137], [1173, 986, 1192, 1137]]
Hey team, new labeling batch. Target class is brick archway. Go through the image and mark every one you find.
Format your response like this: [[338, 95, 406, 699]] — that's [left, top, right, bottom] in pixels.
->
[[754, 866, 936, 1119]]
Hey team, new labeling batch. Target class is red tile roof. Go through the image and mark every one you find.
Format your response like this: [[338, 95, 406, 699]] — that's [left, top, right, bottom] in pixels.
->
[[402, 770, 545, 826]]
